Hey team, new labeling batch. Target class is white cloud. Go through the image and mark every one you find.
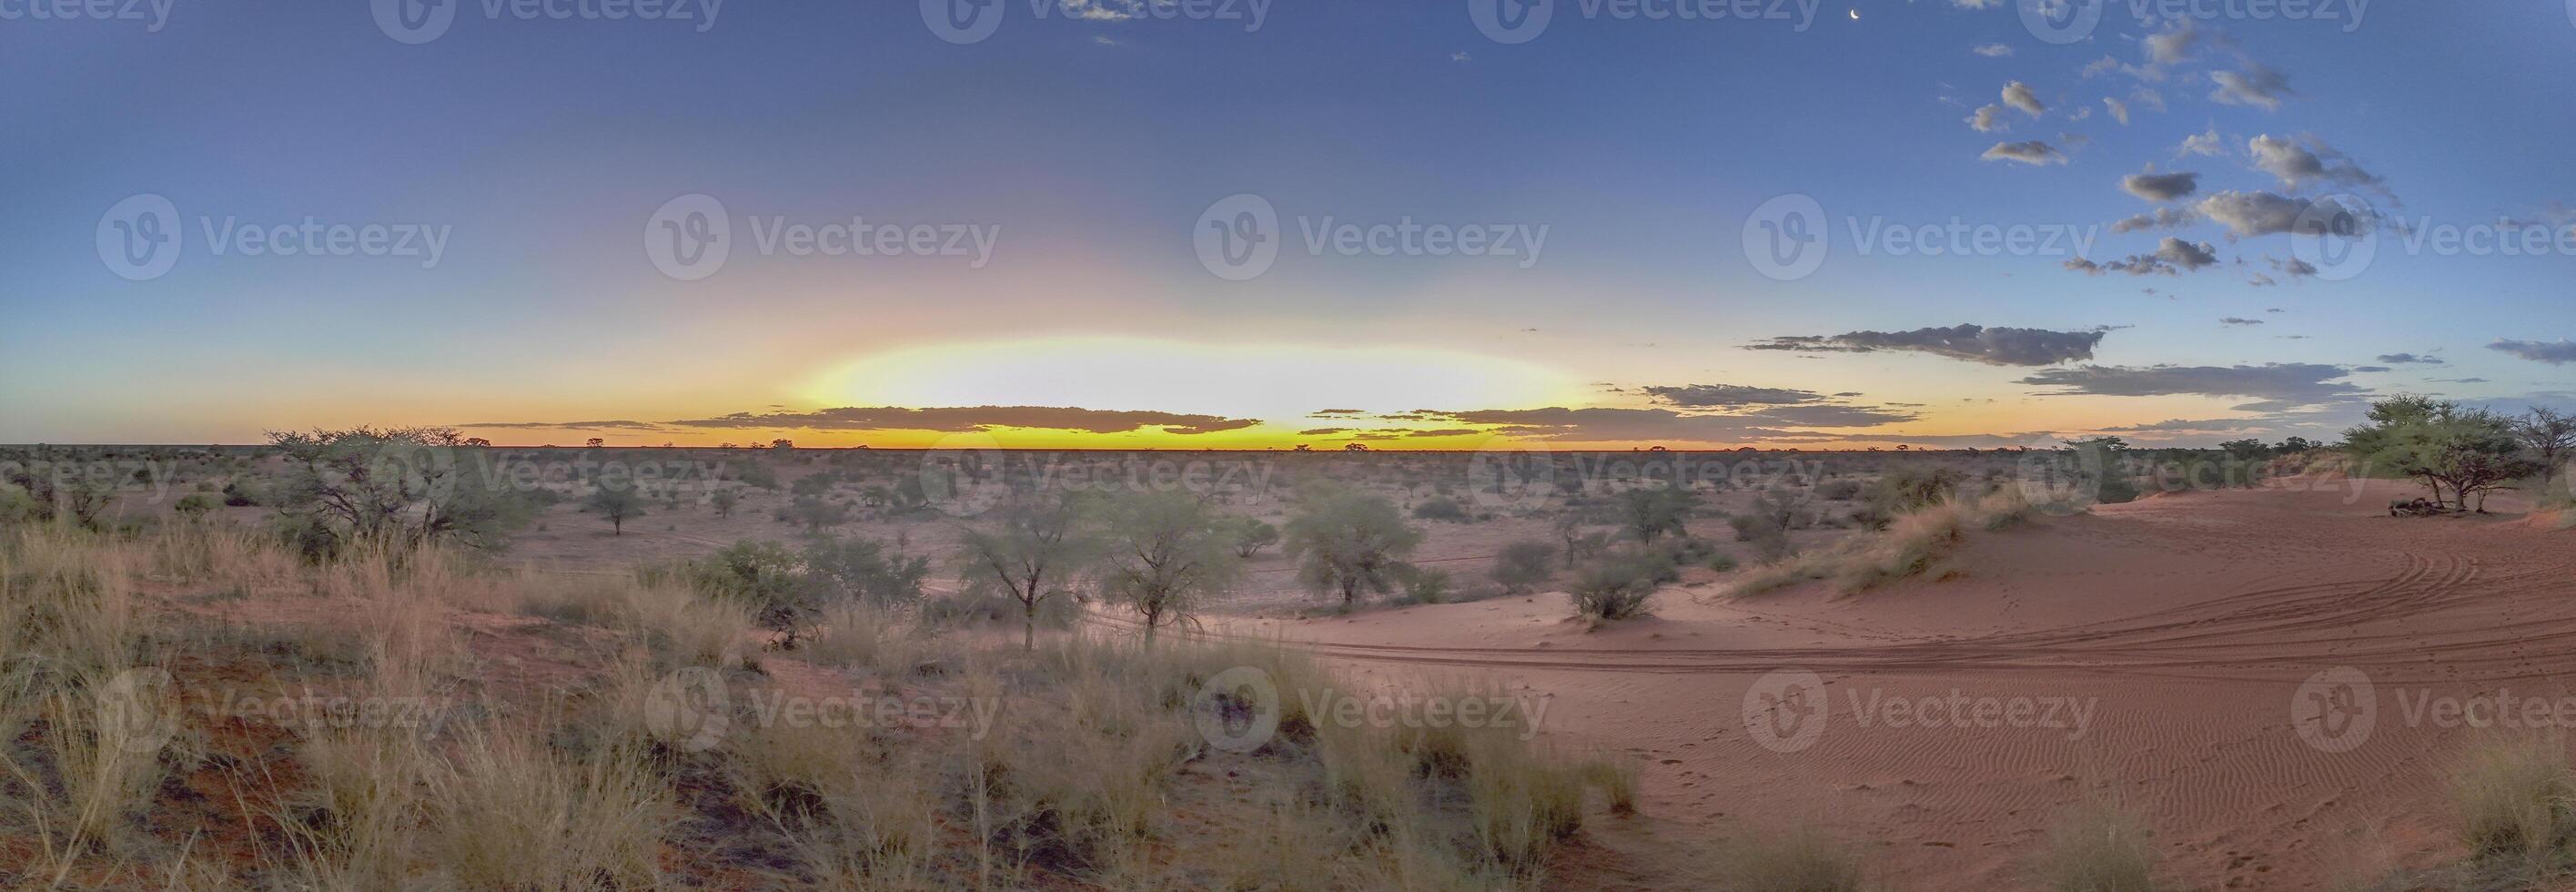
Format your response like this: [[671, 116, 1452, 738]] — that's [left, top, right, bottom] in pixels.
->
[[1966, 104, 2007, 133], [2002, 80, 2046, 116], [2103, 97, 2129, 125], [1973, 43, 2013, 57], [1981, 140, 2066, 165], [2210, 63, 2294, 110]]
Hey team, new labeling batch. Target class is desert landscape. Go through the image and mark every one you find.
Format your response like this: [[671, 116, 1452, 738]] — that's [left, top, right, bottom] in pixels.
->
[[14, 2, 2576, 889], [2, 414, 2571, 889]]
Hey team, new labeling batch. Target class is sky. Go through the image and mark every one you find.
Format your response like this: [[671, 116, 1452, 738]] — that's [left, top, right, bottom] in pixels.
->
[[4, 0, 2571, 450]]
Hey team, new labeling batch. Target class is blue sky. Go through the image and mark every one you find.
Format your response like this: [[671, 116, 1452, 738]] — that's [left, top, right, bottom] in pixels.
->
[[4, 0, 2570, 447]]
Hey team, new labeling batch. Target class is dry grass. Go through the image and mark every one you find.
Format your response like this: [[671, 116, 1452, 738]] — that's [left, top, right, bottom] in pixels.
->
[[421, 726, 670, 890], [2450, 735, 2576, 863], [1732, 489, 2032, 597], [1721, 825, 1874, 892], [2033, 802, 2163, 892]]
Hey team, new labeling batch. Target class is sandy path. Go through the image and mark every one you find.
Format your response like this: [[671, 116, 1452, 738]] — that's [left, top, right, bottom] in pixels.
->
[[1143, 478, 2576, 889]]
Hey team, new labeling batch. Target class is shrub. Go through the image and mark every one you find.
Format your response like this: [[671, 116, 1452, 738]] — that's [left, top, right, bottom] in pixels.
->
[[1411, 496, 1470, 522], [800, 536, 931, 606], [1283, 484, 1422, 608], [2032, 803, 2160, 892], [174, 492, 221, 520], [2450, 736, 2576, 861], [1568, 548, 1677, 621], [1490, 540, 1557, 594], [1616, 487, 1698, 543], [1725, 826, 1872, 892], [1392, 563, 1452, 604]]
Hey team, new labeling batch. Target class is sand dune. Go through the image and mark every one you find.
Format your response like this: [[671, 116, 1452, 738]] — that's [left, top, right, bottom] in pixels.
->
[[1189, 478, 2574, 889]]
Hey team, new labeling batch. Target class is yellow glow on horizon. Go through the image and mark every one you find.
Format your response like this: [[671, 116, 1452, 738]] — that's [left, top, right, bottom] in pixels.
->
[[802, 337, 1590, 423]]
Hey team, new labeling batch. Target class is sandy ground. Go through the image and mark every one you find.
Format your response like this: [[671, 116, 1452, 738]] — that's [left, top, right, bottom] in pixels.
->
[[1166, 477, 2576, 890]]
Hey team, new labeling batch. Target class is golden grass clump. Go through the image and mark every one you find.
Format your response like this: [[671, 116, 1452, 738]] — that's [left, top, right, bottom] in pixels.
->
[[2033, 802, 2163, 892], [2450, 735, 2576, 862], [1721, 825, 1873, 892], [1733, 488, 2032, 597]]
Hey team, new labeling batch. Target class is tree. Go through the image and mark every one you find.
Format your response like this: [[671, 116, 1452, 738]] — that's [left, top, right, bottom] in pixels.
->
[[710, 488, 740, 518], [2346, 397, 2543, 511], [2274, 436, 2319, 453], [687, 541, 808, 641], [1227, 517, 1280, 559], [1282, 485, 1423, 608], [2218, 439, 2271, 460], [585, 484, 644, 535], [585, 438, 606, 450], [1093, 491, 1242, 646], [781, 495, 848, 534], [959, 493, 1097, 650], [1616, 486, 1698, 543], [1490, 540, 1557, 594], [266, 426, 532, 552], [801, 536, 930, 606], [2517, 407, 2575, 472]]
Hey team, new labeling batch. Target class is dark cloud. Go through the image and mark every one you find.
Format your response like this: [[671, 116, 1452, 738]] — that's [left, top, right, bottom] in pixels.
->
[[1743, 404, 1923, 426], [461, 420, 671, 431], [1981, 140, 2066, 166], [2121, 170, 2200, 201], [2110, 207, 2197, 233], [664, 406, 1264, 436], [2066, 238, 2219, 276], [1750, 323, 2106, 367], [2209, 63, 2294, 110], [2490, 340, 2576, 365], [1640, 384, 1827, 408], [2220, 318, 2264, 326], [2196, 191, 2375, 238], [2375, 353, 2444, 365], [2019, 363, 2366, 404]]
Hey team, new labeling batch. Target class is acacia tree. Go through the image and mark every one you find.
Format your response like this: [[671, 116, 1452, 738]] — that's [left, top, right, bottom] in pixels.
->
[[1617, 486, 1699, 543], [2347, 397, 2542, 511], [959, 492, 1097, 650], [267, 426, 528, 552], [1282, 484, 1422, 608], [585, 484, 644, 535], [2518, 407, 2575, 472], [1094, 491, 1243, 646]]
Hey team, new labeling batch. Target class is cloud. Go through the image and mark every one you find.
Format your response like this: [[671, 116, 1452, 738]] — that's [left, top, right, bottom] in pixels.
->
[[1981, 140, 2066, 165], [662, 406, 1265, 436], [2110, 207, 2198, 233], [461, 420, 671, 431], [1953, 0, 2002, 7], [2247, 273, 2278, 287], [2103, 97, 2129, 125], [2121, 169, 2199, 201], [2210, 63, 2295, 110], [2269, 256, 2319, 279], [1641, 384, 1828, 408], [2221, 317, 2265, 326], [2019, 363, 2366, 403], [2489, 340, 2576, 365], [1966, 104, 2007, 133], [2374, 353, 2443, 364], [1743, 404, 1924, 426], [2247, 135, 2382, 192], [2066, 238, 2219, 276], [2143, 21, 2199, 64], [1399, 407, 1799, 443], [1748, 323, 2106, 366], [2177, 127, 2227, 157], [2195, 190, 2377, 238], [2002, 80, 2046, 116], [1972, 43, 2013, 57]]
